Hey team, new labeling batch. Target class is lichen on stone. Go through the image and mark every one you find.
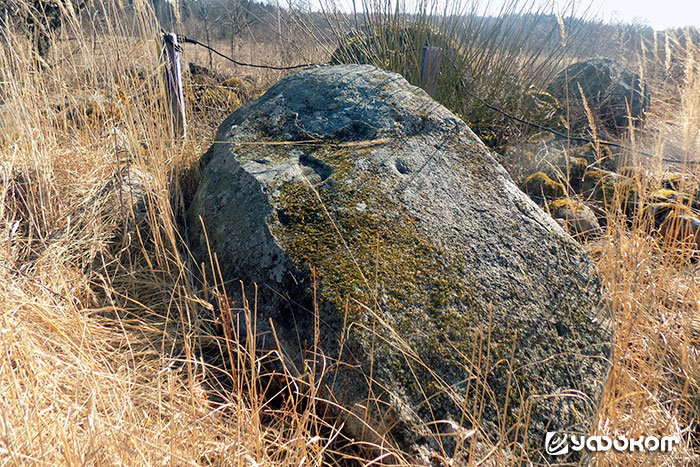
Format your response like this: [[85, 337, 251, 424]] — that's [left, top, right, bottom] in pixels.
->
[[522, 171, 565, 202], [188, 65, 612, 463]]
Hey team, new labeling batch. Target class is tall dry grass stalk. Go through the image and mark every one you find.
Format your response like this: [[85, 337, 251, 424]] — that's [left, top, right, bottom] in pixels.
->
[[589, 215, 700, 466]]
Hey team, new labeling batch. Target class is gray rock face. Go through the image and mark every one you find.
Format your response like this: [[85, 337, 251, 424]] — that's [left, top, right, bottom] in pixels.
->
[[188, 65, 611, 464], [548, 199, 601, 238], [547, 58, 650, 136]]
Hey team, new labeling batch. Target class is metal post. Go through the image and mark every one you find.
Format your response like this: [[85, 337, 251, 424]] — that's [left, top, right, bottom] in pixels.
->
[[162, 32, 186, 139], [420, 46, 443, 97]]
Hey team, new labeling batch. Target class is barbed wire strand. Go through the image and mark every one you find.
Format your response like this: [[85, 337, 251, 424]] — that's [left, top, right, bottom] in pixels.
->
[[177, 34, 323, 71]]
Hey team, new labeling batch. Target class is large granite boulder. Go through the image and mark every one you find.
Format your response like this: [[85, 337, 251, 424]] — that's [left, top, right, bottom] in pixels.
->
[[546, 58, 650, 136], [188, 65, 611, 464]]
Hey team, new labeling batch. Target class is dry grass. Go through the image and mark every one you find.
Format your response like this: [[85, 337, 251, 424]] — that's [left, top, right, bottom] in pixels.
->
[[183, 38, 329, 90], [583, 32, 700, 466], [589, 221, 700, 466], [0, 2, 699, 466], [0, 6, 330, 466]]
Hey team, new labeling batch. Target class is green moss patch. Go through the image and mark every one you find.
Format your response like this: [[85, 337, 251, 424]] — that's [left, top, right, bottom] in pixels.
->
[[522, 171, 565, 202], [267, 145, 478, 325], [582, 169, 636, 207]]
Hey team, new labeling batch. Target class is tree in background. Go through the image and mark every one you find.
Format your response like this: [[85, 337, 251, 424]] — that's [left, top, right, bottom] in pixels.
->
[[0, 0, 85, 60]]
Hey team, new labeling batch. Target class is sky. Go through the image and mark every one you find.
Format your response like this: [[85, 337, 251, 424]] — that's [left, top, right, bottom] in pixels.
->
[[589, 0, 699, 30], [322, 0, 699, 31]]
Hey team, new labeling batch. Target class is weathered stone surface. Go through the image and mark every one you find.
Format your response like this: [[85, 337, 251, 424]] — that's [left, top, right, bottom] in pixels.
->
[[548, 199, 600, 237], [661, 213, 700, 250], [547, 58, 650, 136], [521, 171, 565, 204], [188, 65, 611, 464]]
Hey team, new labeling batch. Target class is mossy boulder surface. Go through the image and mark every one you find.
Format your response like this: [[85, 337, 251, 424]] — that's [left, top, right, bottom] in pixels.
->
[[582, 169, 637, 207], [521, 171, 565, 204], [188, 65, 611, 464], [566, 156, 590, 191], [548, 198, 600, 237], [186, 63, 253, 113]]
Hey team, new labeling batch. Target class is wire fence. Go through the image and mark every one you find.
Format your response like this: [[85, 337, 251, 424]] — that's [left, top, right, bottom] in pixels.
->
[[168, 31, 693, 165]]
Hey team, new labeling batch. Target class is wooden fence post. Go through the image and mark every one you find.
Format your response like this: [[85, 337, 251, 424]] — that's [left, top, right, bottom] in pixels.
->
[[161, 32, 186, 139], [420, 46, 443, 97]]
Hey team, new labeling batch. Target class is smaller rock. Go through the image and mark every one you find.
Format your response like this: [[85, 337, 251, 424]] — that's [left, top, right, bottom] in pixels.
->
[[548, 198, 600, 237], [558, 156, 589, 193], [188, 74, 241, 113], [659, 172, 700, 194], [662, 173, 684, 191], [570, 142, 619, 171], [521, 171, 565, 204], [582, 169, 636, 207], [569, 156, 589, 179], [523, 89, 563, 131], [660, 212, 700, 250], [64, 92, 125, 127], [546, 58, 650, 137], [188, 62, 226, 81], [642, 202, 675, 227], [186, 63, 253, 113], [222, 77, 254, 101], [648, 188, 700, 210], [651, 188, 681, 201]]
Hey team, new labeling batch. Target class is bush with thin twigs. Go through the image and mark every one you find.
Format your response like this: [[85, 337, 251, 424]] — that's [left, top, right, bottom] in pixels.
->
[[321, 0, 605, 148]]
